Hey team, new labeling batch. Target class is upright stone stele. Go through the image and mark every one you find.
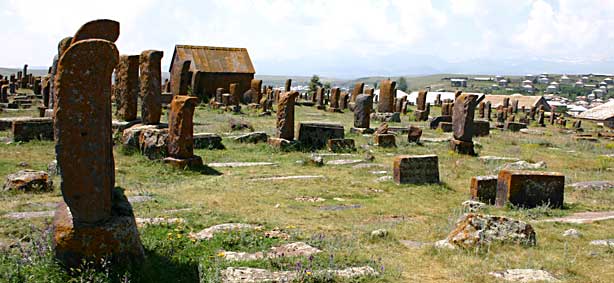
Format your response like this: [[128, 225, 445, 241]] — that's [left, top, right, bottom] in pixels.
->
[[352, 93, 373, 131], [414, 90, 429, 121], [140, 50, 163, 124], [450, 92, 484, 155], [275, 91, 299, 141], [52, 38, 143, 269], [115, 55, 139, 121], [377, 79, 396, 113], [164, 95, 203, 168]]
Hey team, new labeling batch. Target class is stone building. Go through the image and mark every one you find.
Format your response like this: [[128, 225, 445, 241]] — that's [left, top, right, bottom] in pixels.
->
[[169, 45, 255, 100]]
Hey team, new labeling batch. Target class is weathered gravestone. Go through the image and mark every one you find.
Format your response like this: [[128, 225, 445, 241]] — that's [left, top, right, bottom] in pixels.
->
[[351, 93, 373, 133], [243, 79, 262, 105], [473, 120, 490, 137], [505, 121, 527, 132], [414, 90, 429, 121], [393, 155, 439, 184], [450, 92, 483, 155], [298, 122, 344, 150], [164, 95, 202, 168], [486, 101, 492, 121], [175, 60, 192, 96], [140, 50, 163, 124], [328, 87, 341, 112], [315, 87, 325, 110], [115, 55, 139, 121], [470, 175, 498, 204], [495, 170, 565, 208], [275, 91, 299, 141], [339, 91, 349, 110], [407, 125, 422, 143], [12, 118, 54, 142], [52, 30, 143, 268], [377, 79, 396, 113]]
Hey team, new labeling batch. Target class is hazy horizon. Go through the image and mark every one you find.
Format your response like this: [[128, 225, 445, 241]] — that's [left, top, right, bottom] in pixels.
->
[[2, 0, 613, 78]]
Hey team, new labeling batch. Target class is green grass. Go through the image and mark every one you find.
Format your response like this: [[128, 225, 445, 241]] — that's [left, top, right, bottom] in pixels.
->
[[0, 97, 613, 282]]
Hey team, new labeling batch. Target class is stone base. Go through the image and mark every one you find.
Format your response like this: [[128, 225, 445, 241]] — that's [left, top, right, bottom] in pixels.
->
[[371, 112, 401, 123], [449, 139, 476, 155], [474, 120, 490, 137], [11, 117, 54, 142], [163, 156, 203, 169], [429, 116, 452, 129], [297, 122, 345, 150], [350, 127, 374, 134], [374, 133, 396, 147], [326, 107, 342, 113], [438, 122, 453, 132], [316, 105, 326, 110], [268, 137, 292, 149], [194, 133, 225, 149], [52, 197, 144, 269], [414, 110, 429, 121]]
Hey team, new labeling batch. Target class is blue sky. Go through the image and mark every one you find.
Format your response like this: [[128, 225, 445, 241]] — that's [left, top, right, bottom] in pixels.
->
[[1, 0, 613, 77]]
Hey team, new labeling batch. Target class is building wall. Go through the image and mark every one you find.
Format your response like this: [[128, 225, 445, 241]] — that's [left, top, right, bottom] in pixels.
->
[[192, 73, 254, 100]]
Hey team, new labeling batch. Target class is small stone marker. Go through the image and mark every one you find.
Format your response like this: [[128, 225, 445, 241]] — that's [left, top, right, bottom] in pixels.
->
[[3, 170, 53, 192], [11, 117, 53, 142], [393, 155, 439, 184], [473, 120, 490, 137], [328, 87, 341, 112], [407, 125, 422, 143], [505, 121, 527, 132], [414, 90, 429, 121], [327, 138, 356, 152], [470, 175, 497, 204], [353, 93, 373, 131], [194, 133, 224, 149], [495, 170, 565, 208]]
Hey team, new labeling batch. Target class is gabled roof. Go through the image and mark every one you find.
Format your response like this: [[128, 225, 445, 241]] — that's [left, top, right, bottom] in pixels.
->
[[578, 100, 614, 120], [169, 45, 255, 74]]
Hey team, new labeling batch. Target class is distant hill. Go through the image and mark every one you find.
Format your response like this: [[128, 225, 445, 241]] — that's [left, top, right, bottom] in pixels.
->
[[0, 67, 48, 77]]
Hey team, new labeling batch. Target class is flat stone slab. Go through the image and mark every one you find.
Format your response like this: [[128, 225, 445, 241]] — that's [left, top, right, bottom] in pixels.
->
[[325, 159, 364, 165], [3, 210, 54, 219], [127, 195, 154, 203], [540, 211, 614, 224], [208, 162, 276, 168], [250, 175, 324, 181], [135, 217, 185, 227], [219, 266, 377, 283], [569, 181, 614, 191], [498, 160, 547, 170], [421, 137, 451, 143], [189, 223, 262, 240], [489, 269, 559, 282], [295, 196, 326, 202], [589, 239, 614, 247], [400, 240, 431, 249], [221, 242, 321, 262], [352, 163, 386, 169], [319, 204, 361, 211], [479, 156, 520, 162]]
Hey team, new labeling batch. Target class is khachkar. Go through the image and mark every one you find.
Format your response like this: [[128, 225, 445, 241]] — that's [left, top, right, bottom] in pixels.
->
[[115, 55, 140, 121], [348, 82, 364, 111], [276, 91, 299, 140], [328, 87, 342, 112], [140, 49, 164, 124], [414, 90, 430, 121], [450, 92, 484, 155], [350, 93, 374, 134], [52, 19, 143, 269], [377, 79, 396, 113], [164, 95, 203, 168]]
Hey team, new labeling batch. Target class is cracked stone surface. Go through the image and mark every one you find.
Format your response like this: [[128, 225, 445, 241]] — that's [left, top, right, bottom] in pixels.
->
[[135, 217, 185, 227], [189, 223, 262, 240], [489, 269, 559, 282], [208, 162, 276, 168], [251, 175, 324, 181], [540, 211, 614, 224], [325, 159, 364, 165], [218, 266, 377, 283], [221, 242, 321, 262]]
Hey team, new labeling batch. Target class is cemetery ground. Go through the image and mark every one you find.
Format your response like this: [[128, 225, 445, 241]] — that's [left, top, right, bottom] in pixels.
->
[[1, 92, 614, 282]]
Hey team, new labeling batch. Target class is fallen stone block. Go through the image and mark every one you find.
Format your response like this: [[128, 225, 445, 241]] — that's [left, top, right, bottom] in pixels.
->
[[194, 133, 225, 149], [297, 122, 344, 150], [11, 117, 53, 142], [495, 170, 564, 208], [3, 170, 53, 192], [470, 175, 497, 204], [393, 155, 439, 184]]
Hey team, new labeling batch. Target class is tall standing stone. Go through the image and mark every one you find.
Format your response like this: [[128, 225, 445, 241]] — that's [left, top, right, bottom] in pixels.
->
[[353, 94, 373, 129], [284, 79, 292, 92], [377, 79, 396, 113], [115, 55, 139, 121], [329, 87, 341, 111], [70, 19, 120, 45], [0, 85, 7, 103], [276, 91, 299, 140], [49, 37, 73, 111], [478, 102, 485, 119], [450, 92, 483, 155], [229, 83, 240, 107], [502, 97, 510, 109], [53, 37, 143, 269], [176, 60, 192, 96], [414, 90, 429, 121], [486, 101, 492, 121], [164, 95, 202, 168], [140, 50, 163, 124], [512, 99, 519, 113], [316, 87, 325, 110]]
